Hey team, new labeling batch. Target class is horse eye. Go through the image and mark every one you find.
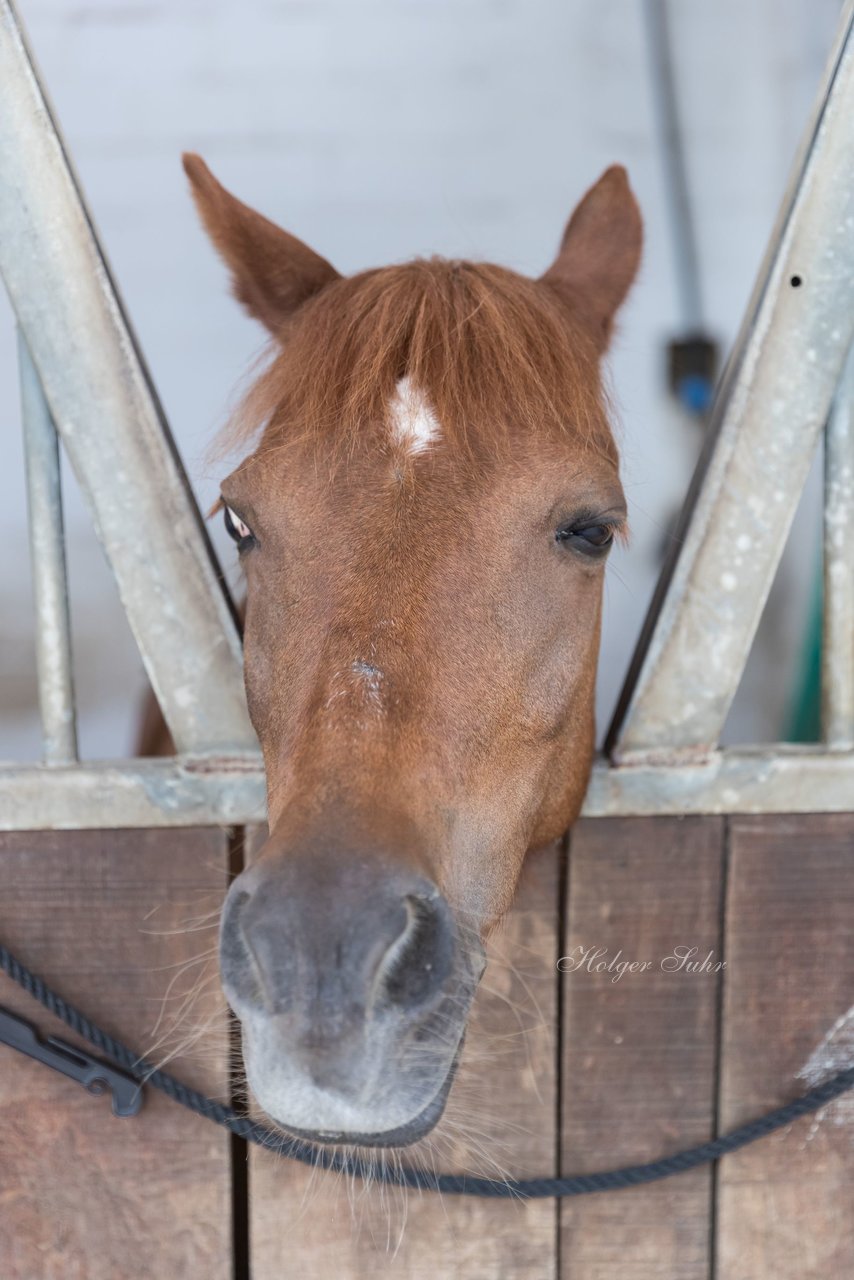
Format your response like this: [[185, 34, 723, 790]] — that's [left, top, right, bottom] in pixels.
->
[[223, 504, 256, 551], [555, 522, 614, 556]]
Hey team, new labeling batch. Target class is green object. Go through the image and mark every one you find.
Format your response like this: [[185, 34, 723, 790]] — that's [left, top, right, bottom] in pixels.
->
[[786, 563, 823, 743]]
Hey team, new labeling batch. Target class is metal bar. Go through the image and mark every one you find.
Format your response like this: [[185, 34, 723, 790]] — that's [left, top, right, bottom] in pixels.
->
[[822, 344, 854, 747], [583, 749, 854, 817], [0, 749, 852, 828], [19, 332, 78, 764], [0, 758, 267, 831], [643, 0, 704, 331], [609, 1, 854, 762], [0, 1, 255, 755]]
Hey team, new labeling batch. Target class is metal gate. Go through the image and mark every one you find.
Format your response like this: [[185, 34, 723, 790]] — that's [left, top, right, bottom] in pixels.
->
[[1, 1, 853, 829]]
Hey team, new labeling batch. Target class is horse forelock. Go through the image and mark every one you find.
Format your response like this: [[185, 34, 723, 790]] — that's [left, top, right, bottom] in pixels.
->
[[217, 257, 617, 467]]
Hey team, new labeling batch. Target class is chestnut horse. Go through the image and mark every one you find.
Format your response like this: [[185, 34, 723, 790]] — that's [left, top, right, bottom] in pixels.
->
[[148, 155, 641, 1148]]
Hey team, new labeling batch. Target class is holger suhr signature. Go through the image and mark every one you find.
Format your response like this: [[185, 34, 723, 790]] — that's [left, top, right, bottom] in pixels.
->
[[557, 945, 726, 983]]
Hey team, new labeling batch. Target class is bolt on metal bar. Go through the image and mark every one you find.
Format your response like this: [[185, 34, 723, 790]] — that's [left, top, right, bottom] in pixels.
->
[[0, 0, 256, 756], [822, 344, 854, 747], [608, 0, 854, 762], [19, 331, 78, 765]]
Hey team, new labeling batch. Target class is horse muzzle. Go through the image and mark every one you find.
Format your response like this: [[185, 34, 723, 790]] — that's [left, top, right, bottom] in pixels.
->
[[219, 846, 484, 1145]]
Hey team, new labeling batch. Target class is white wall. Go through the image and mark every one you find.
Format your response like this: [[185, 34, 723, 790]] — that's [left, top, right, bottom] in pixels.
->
[[0, 0, 843, 761]]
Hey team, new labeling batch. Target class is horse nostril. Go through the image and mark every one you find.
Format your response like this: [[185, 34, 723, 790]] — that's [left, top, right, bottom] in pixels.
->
[[221, 885, 252, 948], [221, 860, 458, 1022], [381, 893, 454, 1008], [219, 880, 267, 1006]]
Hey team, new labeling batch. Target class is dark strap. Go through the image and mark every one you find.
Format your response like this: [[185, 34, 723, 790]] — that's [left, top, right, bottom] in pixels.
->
[[2, 941, 852, 1198]]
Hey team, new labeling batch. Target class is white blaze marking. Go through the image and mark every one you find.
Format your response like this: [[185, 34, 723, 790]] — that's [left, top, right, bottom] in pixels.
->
[[389, 376, 440, 455]]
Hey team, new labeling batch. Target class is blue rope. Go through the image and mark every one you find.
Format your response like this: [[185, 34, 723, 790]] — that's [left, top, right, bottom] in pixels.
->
[[2, 941, 852, 1198]]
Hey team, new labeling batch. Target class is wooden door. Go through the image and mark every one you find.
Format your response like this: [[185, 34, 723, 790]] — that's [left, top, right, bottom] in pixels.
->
[[2, 816, 852, 1277]]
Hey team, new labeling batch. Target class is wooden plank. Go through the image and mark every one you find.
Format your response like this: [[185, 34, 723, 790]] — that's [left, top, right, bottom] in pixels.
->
[[0, 828, 232, 1280], [249, 840, 562, 1279], [560, 816, 725, 1280], [716, 813, 854, 1279]]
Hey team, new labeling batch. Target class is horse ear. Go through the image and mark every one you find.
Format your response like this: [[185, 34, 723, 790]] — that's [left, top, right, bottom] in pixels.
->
[[182, 153, 340, 335], [541, 165, 642, 352]]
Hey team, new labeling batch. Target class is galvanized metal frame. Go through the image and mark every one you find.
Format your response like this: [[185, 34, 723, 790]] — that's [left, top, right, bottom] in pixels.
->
[[606, 0, 854, 764], [19, 332, 78, 766], [2, 746, 854, 830], [0, 0, 254, 758], [1, 0, 853, 828], [822, 345, 854, 749], [0, 759, 266, 830]]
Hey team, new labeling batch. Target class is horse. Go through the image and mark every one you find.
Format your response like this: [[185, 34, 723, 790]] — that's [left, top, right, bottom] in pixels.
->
[[146, 153, 641, 1151]]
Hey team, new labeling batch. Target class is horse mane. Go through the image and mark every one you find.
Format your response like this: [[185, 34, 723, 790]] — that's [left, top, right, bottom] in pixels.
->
[[220, 256, 616, 461]]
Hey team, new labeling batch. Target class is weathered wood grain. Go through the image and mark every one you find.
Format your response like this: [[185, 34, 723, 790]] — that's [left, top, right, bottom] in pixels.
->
[[560, 816, 726, 1280], [0, 828, 232, 1280], [248, 840, 563, 1279], [716, 813, 854, 1279]]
